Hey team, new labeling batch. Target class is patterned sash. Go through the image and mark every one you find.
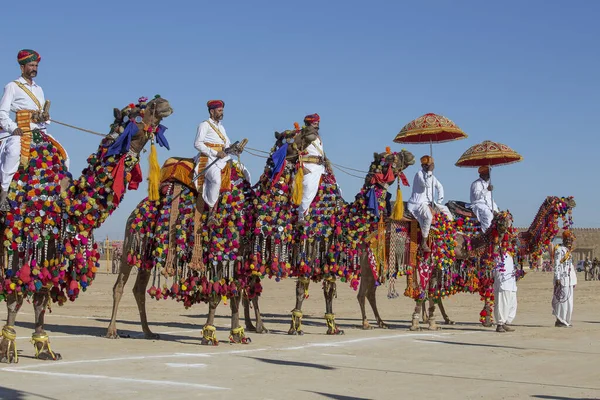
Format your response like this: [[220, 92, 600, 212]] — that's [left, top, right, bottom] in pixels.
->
[[13, 81, 42, 110], [206, 120, 227, 143]]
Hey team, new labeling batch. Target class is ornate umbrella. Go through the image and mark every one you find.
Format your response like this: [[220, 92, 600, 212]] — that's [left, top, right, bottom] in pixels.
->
[[455, 140, 523, 168], [394, 113, 468, 205], [455, 140, 523, 205]]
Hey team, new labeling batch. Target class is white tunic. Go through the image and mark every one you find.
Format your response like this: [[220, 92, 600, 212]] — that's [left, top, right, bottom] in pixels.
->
[[299, 137, 326, 216], [408, 170, 444, 205], [493, 253, 518, 325], [193, 118, 231, 170], [552, 244, 577, 326], [470, 178, 498, 211], [0, 77, 48, 139]]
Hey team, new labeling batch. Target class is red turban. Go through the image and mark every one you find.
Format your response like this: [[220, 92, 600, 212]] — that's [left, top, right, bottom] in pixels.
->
[[304, 113, 320, 125], [207, 100, 225, 110], [18, 49, 41, 65]]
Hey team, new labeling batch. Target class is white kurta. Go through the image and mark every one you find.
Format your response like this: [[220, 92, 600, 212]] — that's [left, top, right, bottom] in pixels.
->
[[493, 253, 518, 325], [552, 245, 577, 326], [407, 169, 453, 238], [298, 137, 325, 217], [0, 77, 68, 192], [469, 177, 498, 233], [193, 118, 231, 207]]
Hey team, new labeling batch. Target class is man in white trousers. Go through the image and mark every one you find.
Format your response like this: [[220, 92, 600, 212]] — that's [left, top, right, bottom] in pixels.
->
[[297, 113, 325, 222], [407, 155, 453, 252], [0, 49, 68, 211], [552, 230, 577, 327], [493, 252, 518, 332], [193, 100, 231, 224], [469, 165, 498, 232]]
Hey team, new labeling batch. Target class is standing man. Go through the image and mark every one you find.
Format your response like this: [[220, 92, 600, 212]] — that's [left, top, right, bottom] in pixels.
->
[[0, 49, 59, 211], [194, 100, 231, 223], [584, 257, 591, 281], [493, 252, 518, 332], [552, 230, 577, 328], [407, 155, 453, 252], [297, 113, 325, 222], [469, 165, 498, 232]]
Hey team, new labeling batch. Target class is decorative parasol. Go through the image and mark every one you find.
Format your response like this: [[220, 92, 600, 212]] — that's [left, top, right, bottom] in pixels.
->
[[394, 112, 468, 147], [455, 140, 522, 168], [455, 140, 523, 205], [394, 113, 468, 206]]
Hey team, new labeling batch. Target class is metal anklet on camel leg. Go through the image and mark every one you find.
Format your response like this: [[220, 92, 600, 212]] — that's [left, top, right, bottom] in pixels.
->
[[324, 313, 343, 335], [409, 312, 421, 331], [289, 309, 304, 335], [201, 325, 219, 346], [31, 332, 61, 360], [229, 326, 251, 344], [1, 325, 18, 363]]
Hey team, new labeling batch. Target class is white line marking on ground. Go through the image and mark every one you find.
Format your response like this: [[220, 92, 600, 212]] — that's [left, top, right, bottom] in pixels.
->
[[0, 369, 228, 390], [166, 363, 207, 368], [320, 353, 357, 357], [2, 330, 480, 373]]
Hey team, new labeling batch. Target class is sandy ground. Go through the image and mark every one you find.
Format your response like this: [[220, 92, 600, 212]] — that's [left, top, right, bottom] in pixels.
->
[[0, 264, 599, 400]]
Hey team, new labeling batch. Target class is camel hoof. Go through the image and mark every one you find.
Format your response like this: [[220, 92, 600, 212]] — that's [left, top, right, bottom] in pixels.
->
[[105, 331, 120, 339], [377, 321, 389, 329], [255, 325, 270, 334], [327, 329, 344, 335], [0, 354, 17, 364], [444, 319, 455, 325], [288, 329, 303, 336], [482, 322, 493, 328], [245, 324, 257, 332], [428, 325, 440, 331], [409, 325, 421, 332], [200, 338, 219, 346], [361, 322, 373, 330], [230, 335, 252, 344]]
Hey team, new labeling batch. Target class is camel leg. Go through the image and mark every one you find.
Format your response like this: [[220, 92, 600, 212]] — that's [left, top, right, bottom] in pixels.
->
[[421, 302, 429, 323], [324, 278, 343, 335], [132, 269, 158, 339], [366, 287, 388, 329], [201, 295, 221, 345], [427, 299, 440, 331], [357, 271, 372, 330], [438, 298, 455, 325], [31, 291, 61, 360], [229, 295, 251, 344], [1, 293, 23, 363], [106, 253, 135, 339], [243, 295, 255, 331], [409, 302, 421, 331], [251, 296, 269, 334], [482, 298, 493, 328], [288, 278, 308, 335]]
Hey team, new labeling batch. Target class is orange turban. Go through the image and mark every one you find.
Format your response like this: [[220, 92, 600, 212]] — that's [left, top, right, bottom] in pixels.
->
[[207, 100, 225, 110], [562, 230, 575, 241], [420, 155, 433, 165], [478, 166, 490, 174]]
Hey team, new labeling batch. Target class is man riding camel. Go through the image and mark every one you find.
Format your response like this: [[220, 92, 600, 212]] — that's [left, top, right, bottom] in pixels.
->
[[193, 100, 231, 224], [0, 49, 69, 211], [407, 155, 453, 252], [297, 113, 326, 222], [469, 165, 498, 232]]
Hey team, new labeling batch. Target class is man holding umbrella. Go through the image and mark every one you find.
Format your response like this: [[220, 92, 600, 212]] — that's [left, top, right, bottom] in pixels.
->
[[469, 165, 498, 232], [407, 155, 453, 252]]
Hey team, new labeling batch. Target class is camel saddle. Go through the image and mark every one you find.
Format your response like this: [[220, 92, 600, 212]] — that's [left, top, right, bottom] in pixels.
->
[[160, 157, 198, 193], [392, 200, 476, 222]]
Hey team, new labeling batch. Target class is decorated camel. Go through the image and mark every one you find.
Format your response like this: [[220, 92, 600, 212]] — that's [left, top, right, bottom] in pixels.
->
[[356, 196, 575, 331], [0, 96, 173, 363], [106, 141, 257, 345], [247, 121, 415, 335]]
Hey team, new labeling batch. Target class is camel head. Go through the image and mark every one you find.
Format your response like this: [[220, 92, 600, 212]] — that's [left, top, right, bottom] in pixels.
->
[[365, 148, 415, 188], [493, 210, 516, 238], [107, 96, 174, 156]]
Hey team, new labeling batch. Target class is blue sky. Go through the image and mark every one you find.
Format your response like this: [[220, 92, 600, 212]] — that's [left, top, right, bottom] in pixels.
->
[[2, 1, 598, 239]]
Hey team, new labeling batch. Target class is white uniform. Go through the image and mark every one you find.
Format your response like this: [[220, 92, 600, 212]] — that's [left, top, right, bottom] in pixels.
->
[[193, 118, 230, 207], [407, 170, 453, 238], [493, 253, 518, 325], [552, 244, 577, 326], [0, 77, 68, 192], [298, 136, 325, 217], [469, 177, 498, 232]]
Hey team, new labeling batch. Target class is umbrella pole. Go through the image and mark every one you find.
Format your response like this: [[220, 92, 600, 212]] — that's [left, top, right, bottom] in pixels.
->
[[489, 165, 494, 210], [430, 141, 435, 207]]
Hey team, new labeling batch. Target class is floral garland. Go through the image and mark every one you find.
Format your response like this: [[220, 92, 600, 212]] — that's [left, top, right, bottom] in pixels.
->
[[525, 196, 574, 263]]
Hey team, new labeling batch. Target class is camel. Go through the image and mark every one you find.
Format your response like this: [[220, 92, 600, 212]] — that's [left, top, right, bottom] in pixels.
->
[[106, 142, 258, 345], [356, 196, 576, 331], [0, 96, 173, 363], [248, 123, 415, 335]]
